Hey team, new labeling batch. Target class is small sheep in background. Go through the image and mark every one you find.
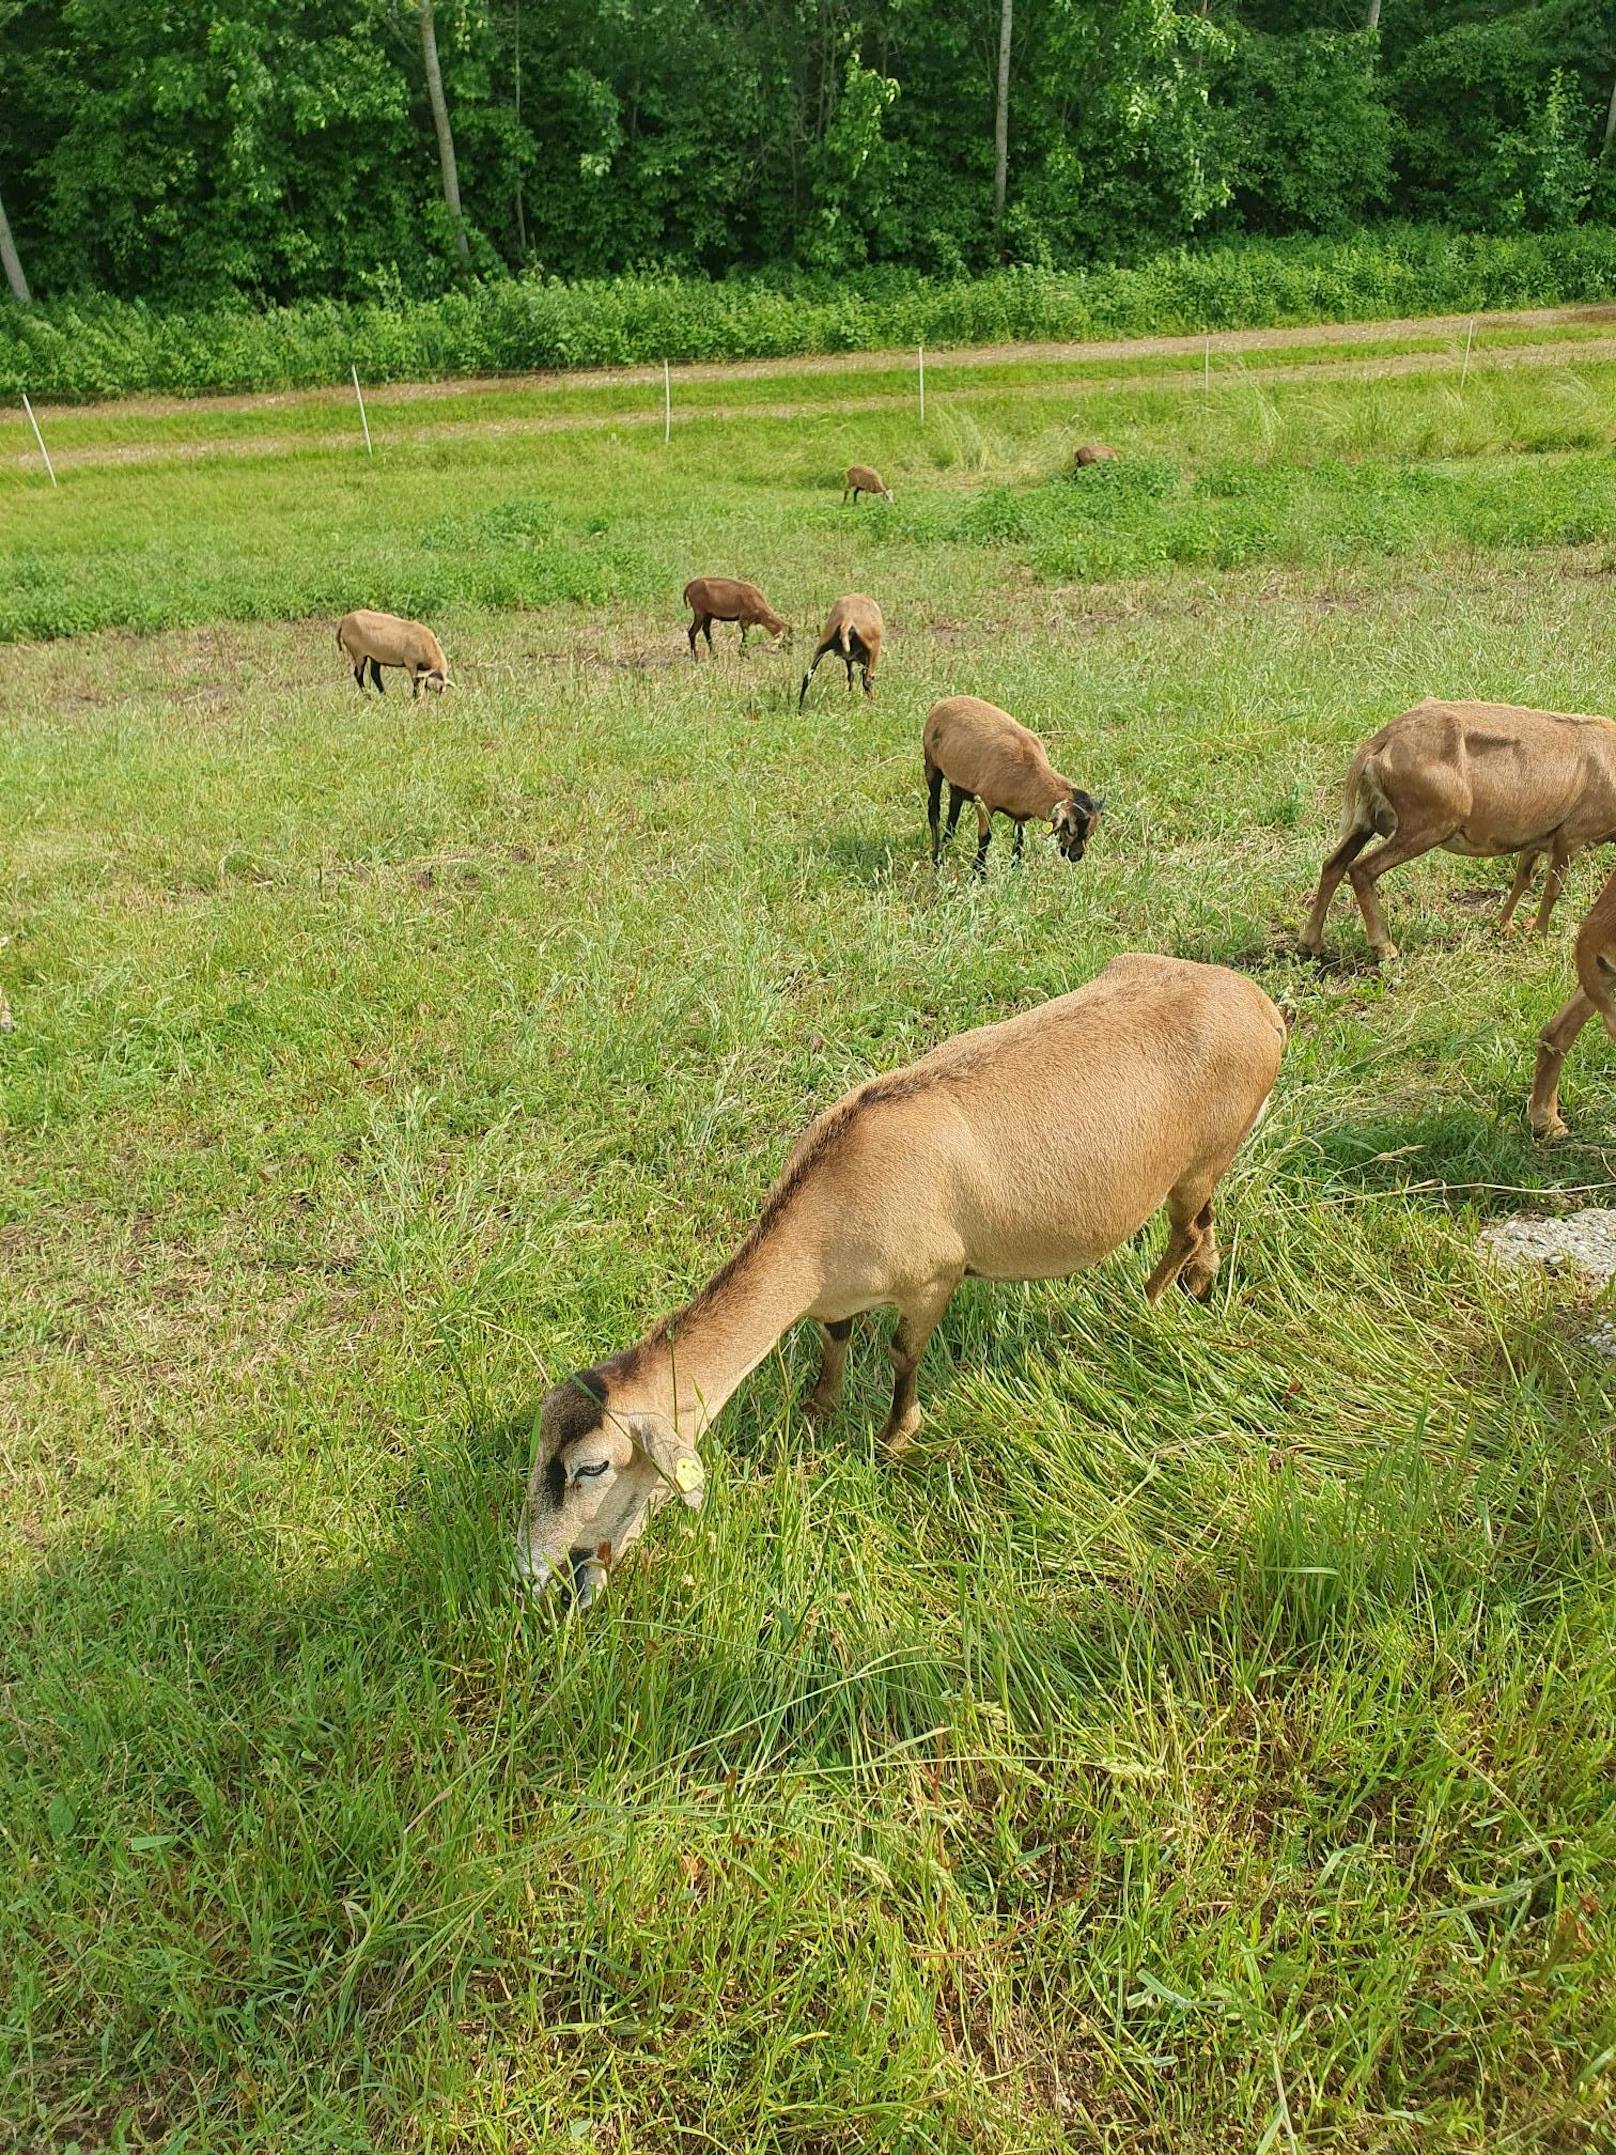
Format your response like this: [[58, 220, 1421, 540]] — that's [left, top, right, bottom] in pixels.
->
[[924, 695, 1103, 876], [799, 594, 885, 710], [843, 464, 894, 504], [683, 577, 790, 660], [336, 609, 450, 697], [1072, 444, 1118, 470]]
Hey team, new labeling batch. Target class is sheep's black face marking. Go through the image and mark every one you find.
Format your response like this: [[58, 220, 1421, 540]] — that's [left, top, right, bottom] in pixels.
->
[[1054, 790, 1104, 863], [517, 1361, 677, 1607], [536, 1365, 611, 1504]]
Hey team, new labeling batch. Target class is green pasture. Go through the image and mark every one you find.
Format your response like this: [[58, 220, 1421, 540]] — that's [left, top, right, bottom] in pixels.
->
[[1, 339, 1613, 2151]]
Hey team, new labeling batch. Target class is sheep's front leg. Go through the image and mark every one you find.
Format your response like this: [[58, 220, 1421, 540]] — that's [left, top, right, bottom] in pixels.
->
[[879, 1276, 959, 1454], [1530, 988, 1596, 1139], [805, 1318, 855, 1424], [971, 805, 994, 879], [1011, 821, 1026, 865]]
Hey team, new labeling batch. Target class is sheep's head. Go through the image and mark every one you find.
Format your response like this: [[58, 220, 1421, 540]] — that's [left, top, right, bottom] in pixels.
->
[[515, 1367, 704, 1609], [1051, 790, 1103, 862], [422, 668, 449, 695]]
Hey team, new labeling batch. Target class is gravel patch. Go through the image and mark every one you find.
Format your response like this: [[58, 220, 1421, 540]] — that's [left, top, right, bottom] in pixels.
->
[[1479, 1208, 1616, 1288]]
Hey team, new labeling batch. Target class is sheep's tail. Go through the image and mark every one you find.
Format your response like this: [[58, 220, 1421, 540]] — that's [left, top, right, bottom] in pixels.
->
[[835, 622, 853, 657], [1337, 752, 1396, 843]]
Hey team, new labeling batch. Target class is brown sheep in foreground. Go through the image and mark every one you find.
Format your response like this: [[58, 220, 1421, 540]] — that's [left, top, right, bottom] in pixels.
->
[[924, 695, 1103, 876], [336, 609, 450, 697], [799, 594, 885, 710], [1300, 699, 1616, 964], [1529, 865, 1616, 1138], [515, 953, 1286, 1607], [683, 577, 790, 660], [843, 463, 894, 504]]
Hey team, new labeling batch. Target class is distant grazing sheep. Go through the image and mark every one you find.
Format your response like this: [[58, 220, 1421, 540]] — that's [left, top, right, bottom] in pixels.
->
[[799, 594, 885, 710], [843, 464, 893, 504], [515, 953, 1286, 1607], [1529, 865, 1616, 1138], [1073, 445, 1118, 470], [1301, 699, 1616, 964], [336, 610, 450, 697], [683, 577, 790, 660], [924, 695, 1103, 876]]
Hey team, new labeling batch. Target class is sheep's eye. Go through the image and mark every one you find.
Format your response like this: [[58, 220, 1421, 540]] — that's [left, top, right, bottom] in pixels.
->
[[571, 1460, 611, 1481]]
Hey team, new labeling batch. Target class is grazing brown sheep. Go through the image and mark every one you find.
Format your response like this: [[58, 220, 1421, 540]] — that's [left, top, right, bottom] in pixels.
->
[[683, 577, 790, 660], [1529, 866, 1616, 1138], [843, 463, 894, 504], [1073, 445, 1119, 469], [799, 594, 885, 710], [336, 609, 450, 697], [1300, 699, 1616, 964], [515, 953, 1286, 1607], [923, 695, 1102, 875]]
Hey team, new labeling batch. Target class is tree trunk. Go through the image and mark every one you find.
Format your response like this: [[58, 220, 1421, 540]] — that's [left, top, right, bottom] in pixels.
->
[[512, 0, 527, 255], [1604, 71, 1616, 155], [1365, 0, 1382, 28], [993, 0, 1012, 227], [419, 0, 470, 264], [0, 181, 32, 305]]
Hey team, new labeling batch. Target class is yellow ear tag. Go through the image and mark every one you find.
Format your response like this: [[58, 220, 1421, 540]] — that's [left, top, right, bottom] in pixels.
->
[[673, 1454, 704, 1495]]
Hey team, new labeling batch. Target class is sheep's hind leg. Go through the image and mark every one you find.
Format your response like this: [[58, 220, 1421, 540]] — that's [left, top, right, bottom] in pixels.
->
[[879, 1276, 960, 1454], [368, 657, 386, 695], [1532, 833, 1576, 934], [1347, 828, 1446, 962], [971, 805, 994, 879], [352, 662, 367, 693], [805, 1318, 855, 1424], [1300, 828, 1370, 956], [927, 764, 945, 863], [1496, 847, 1541, 933]]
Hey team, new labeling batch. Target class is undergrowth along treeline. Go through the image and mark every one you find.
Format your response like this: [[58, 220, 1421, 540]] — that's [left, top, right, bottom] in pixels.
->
[[6, 224, 1616, 403]]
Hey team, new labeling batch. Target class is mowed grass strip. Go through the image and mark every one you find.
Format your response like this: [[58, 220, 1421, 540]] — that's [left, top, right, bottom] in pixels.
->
[[8, 352, 1616, 643], [1, 365, 1614, 2150]]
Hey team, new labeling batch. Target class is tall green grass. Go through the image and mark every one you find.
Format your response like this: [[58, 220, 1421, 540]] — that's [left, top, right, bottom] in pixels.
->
[[2, 338, 1614, 2150], [4, 223, 1615, 401]]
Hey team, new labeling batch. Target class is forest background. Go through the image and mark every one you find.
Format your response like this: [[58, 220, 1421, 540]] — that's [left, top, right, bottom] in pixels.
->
[[1, 0, 1614, 315]]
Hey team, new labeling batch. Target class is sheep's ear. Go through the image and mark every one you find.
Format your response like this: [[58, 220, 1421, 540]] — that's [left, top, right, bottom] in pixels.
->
[[631, 1422, 706, 1509]]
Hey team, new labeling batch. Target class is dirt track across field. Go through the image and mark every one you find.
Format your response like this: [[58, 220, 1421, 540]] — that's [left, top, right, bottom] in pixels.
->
[[10, 303, 1616, 476]]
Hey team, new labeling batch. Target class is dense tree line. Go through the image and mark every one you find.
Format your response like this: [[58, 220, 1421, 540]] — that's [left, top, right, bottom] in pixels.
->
[[0, 0, 1613, 306]]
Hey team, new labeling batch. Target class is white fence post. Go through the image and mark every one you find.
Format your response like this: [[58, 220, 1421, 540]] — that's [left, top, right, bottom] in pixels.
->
[[21, 394, 56, 486], [918, 342, 925, 424], [663, 357, 671, 445], [351, 365, 373, 456], [1203, 336, 1211, 396], [1460, 317, 1475, 390]]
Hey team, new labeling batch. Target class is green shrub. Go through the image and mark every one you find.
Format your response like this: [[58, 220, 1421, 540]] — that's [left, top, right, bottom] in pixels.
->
[[3, 225, 1614, 403]]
